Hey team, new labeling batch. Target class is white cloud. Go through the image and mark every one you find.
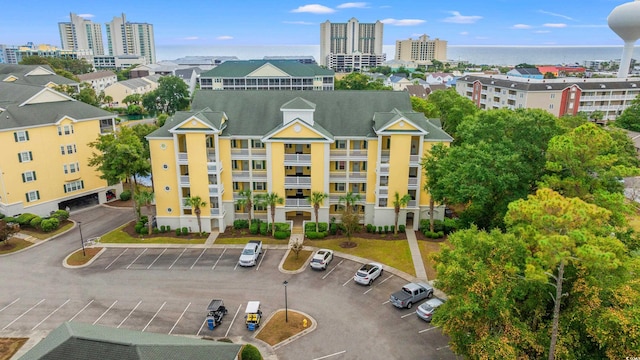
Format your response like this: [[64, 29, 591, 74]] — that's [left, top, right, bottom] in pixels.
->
[[77, 13, 95, 18], [543, 23, 567, 28], [291, 4, 335, 14], [337, 2, 368, 9], [184, 36, 199, 40], [534, 30, 551, 34], [216, 36, 233, 40], [283, 21, 315, 25], [381, 18, 426, 26], [459, 31, 469, 36], [512, 24, 532, 29], [443, 11, 482, 24], [538, 10, 574, 21]]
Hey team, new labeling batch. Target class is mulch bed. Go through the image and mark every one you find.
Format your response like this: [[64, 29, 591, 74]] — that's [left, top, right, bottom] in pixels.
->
[[21, 220, 73, 235], [219, 226, 408, 241], [121, 221, 207, 239]]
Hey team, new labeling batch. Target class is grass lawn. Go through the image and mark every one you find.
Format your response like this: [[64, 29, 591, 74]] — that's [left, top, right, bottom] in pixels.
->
[[213, 237, 289, 245], [0, 238, 33, 255], [0, 338, 28, 360], [100, 224, 206, 244], [305, 237, 414, 276], [66, 247, 103, 266], [282, 250, 312, 271], [419, 240, 451, 280], [256, 310, 310, 346], [21, 221, 74, 240]]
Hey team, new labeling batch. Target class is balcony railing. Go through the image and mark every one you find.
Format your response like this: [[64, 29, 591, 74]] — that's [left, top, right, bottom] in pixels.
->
[[209, 183, 224, 196], [329, 149, 368, 159], [179, 175, 189, 185], [232, 170, 250, 180], [408, 200, 417, 207], [178, 152, 188, 162], [285, 198, 312, 207], [408, 177, 419, 186], [231, 148, 250, 156], [349, 171, 367, 179], [207, 163, 219, 172], [253, 170, 267, 179], [329, 171, 347, 181], [378, 187, 388, 196], [206, 150, 216, 162], [284, 176, 312, 187], [329, 194, 365, 204], [378, 165, 389, 175], [210, 208, 221, 216], [284, 154, 311, 163], [380, 150, 390, 164], [409, 155, 420, 164]]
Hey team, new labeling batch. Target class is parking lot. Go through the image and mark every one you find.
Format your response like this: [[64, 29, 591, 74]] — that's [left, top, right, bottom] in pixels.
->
[[1, 244, 455, 359]]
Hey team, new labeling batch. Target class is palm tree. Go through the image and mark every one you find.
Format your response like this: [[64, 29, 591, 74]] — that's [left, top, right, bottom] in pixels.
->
[[184, 195, 207, 234], [134, 190, 155, 235], [236, 189, 254, 227], [392, 192, 411, 235], [338, 191, 361, 212], [307, 191, 328, 232], [259, 192, 284, 236]]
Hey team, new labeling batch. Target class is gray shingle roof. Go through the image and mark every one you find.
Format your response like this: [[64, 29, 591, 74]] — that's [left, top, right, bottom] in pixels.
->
[[0, 64, 77, 86], [77, 70, 116, 82], [459, 74, 640, 91], [19, 322, 242, 360], [201, 60, 334, 78], [148, 108, 226, 138], [149, 90, 452, 142]]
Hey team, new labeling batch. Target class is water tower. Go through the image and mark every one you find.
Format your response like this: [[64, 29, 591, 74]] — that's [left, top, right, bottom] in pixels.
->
[[608, 0, 640, 78]]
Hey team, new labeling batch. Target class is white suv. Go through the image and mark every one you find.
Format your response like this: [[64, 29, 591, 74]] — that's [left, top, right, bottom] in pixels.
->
[[310, 249, 333, 270]]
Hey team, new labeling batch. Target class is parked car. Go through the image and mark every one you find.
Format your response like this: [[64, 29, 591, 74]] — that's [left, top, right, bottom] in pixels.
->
[[310, 249, 333, 270], [353, 262, 383, 285], [238, 240, 262, 267], [390, 282, 434, 309], [416, 298, 445, 322]]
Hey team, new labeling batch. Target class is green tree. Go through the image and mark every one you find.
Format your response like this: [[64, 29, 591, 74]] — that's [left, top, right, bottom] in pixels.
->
[[338, 191, 361, 212], [426, 88, 477, 138], [307, 191, 328, 232], [340, 204, 361, 247], [410, 96, 439, 118], [19, 55, 92, 75], [258, 192, 284, 236], [129, 123, 158, 160], [184, 195, 207, 234], [543, 72, 556, 79], [614, 95, 640, 131], [134, 190, 154, 234], [515, 63, 536, 68], [103, 95, 114, 107], [0, 219, 19, 245], [334, 72, 391, 90], [88, 126, 151, 201], [392, 192, 411, 235], [155, 75, 190, 115], [236, 189, 254, 227], [156, 113, 169, 127], [122, 94, 143, 106]]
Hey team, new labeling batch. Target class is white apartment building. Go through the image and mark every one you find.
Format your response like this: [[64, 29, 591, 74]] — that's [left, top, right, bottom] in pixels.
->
[[77, 70, 118, 94], [395, 35, 447, 64], [320, 18, 384, 72], [106, 13, 156, 65], [456, 74, 640, 122], [58, 13, 105, 56]]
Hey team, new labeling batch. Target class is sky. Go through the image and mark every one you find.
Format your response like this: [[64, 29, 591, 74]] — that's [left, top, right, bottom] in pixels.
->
[[0, 1, 636, 47]]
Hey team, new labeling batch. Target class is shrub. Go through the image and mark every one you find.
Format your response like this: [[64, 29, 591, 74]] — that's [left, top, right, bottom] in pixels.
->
[[153, 228, 159, 234], [16, 213, 37, 226], [390, 225, 395, 234], [138, 228, 148, 235], [274, 222, 290, 232], [134, 222, 145, 234], [423, 230, 444, 239], [160, 225, 166, 233], [41, 217, 60, 232], [30, 216, 43, 229], [175, 229, 181, 236], [378, 226, 383, 234], [384, 225, 389, 234], [166, 225, 171, 232], [0, 213, 4, 219], [329, 223, 338, 235], [307, 231, 327, 240], [181, 227, 188, 236], [259, 222, 268, 236], [240, 344, 262, 360], [274, 231, 289, 240], [399, 225, 406, 232], [304, 222, 327, 232], [120, 190, 131, 201], [249, 222, 259, 234], [51, 210, 70, 221], [234, 219, 249, 229], [4, 216, 16, 223]]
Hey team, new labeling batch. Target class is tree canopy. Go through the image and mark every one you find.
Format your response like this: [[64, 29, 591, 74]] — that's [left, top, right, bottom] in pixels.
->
[[424, 88, 477, 138], [334, 73, 391, 90], [19, 55, 92, 76], [142, 76, 190, 115], [613, 95, 640, 131]]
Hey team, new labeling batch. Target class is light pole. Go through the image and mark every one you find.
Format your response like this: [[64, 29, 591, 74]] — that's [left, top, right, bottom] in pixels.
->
[[78, 221, 85, 256], [283, 280, 288, 323]]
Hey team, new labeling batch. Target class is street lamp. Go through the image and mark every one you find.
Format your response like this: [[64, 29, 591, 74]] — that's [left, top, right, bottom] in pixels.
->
[[283, 280, 288, 323], [78, 221, 85, 256]]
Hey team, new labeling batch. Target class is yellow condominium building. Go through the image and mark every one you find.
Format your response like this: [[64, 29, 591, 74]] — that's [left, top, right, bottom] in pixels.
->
[[0, 64, 120, 217], [147, 90, 453, 233]]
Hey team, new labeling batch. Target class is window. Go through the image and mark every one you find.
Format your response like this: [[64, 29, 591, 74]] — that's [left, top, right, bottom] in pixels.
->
[[63, 180, 84, 193], [64, 163, 80, 174], [335, 140, 346, 149], [67, 145, 76, 154], [252, 140, 264, 148], [57, 125, 74, 135], [253, 182, 266, 191], [550, 94, 556, 99], [26, 190, 40, 202], [336, 183, 346, 192], [167, 208, 173, 213], [163, 164, 169, 170], [18, 151, 32, 163], [22, 171, 36, 183], [549, 104, 554, 110], [252, 160, 265, 170], [60, 146, 65, 155], [14, 131, 29, 142], [336, 161, 346, 170], [164, 186, 170, 191]]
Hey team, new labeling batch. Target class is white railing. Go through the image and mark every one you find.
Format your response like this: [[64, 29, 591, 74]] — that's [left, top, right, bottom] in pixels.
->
[[232, 170, 250, 179], [408, 178, 419, 186], [329, 171, 347, 180], [253, 170, 267, 179], [285, 198, 312, 207], [207, 163, 218, 172], [231, 148, 250, 156], [349, 172, 367, 179], [252, 148, 266, 155], [209, 183, 224, 196], [408, 200, 417, 207], [178, 152, 188, 161], [179, 175, 189, 185], [409, 155, 420, 163], [378, 187, 388, 196], [284, 154, 311, 163], [210, 208, 221, 216], [379, 165, 389, 175], [284, 176, 311, 185], [380, 150, 390, 163], [207, 150, 216, 162]]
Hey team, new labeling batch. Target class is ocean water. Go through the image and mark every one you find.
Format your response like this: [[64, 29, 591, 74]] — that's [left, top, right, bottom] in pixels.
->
[[156, 44, 640, 67]]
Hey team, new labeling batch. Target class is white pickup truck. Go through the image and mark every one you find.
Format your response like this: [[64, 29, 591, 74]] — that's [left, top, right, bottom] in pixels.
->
[[238, 240, 262, 267]]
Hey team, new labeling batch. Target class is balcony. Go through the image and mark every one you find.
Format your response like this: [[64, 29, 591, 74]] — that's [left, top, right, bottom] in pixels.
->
[[409, 155, 420, 164], [207, 163, 220, 173], [408, 200, 417, 207], [378, 187, 388, 197], [329, 171, 347, 181], [210, 208, 221, 216], [380, 150, 390, 164], [177, 152, 188, 163], [230, 148, 250, 157], [285, 198, 312, 207], [378, 164, 389, 175], [349, 171, 367, 182], [206, 150, 216, 162], [408, 177, 419, 187], [232, 170, 250, 180], [253, 170, 267, 179], [179, 175, 189, 186], [284, 176, 311, 189], [329, 149, 368, 160], [251, 148, 267, 157], [284, 154, 311, 165], [209, 183, 224, 196], [329, 194, 365, 204]]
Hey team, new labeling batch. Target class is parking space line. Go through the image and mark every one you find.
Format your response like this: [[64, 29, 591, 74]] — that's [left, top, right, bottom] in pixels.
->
[[322, 260, 343, 279], [381, 300, 390, 305], [169, 302, 190, 335], [31, 299, 70, 331], [0, 298, 20, 313], [196, 318, 207, 336], [256, 249, 267, 270], [2, 299, 45, 330], [401, 313, 414, 318], [212, 248, 226, 270], [105, 248, 128, 270], [233, 260, 239, 271], [190, 248, 207, 269], [118, 300, 142, 328], [93, 300, 118, 325], [69, 299, 94, 322], [378, 274, 393, 284], [126, 248, 148, 269], [363, 288, 374, 295], [419, 326, 438, 334], [436, 345, 450, 350], [147, 249, 167, 269], [342, 278, 353, 287], [312, 350, 347, 360], [169, 248, 187, 269], [224, 304, 242, 338], [142, 301, 166, 332]]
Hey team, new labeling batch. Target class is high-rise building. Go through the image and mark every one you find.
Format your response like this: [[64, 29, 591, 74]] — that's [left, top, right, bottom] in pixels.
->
[[58, 13, 105, 55], [395, 35, 447, 64], [320, 18, 385, 72], [106, 13, 156, 65], [0, 45, 19, 64]]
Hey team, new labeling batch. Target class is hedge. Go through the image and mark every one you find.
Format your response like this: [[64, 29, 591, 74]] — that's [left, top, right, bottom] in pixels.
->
[[41, 218, 60, 232], [234, 219, 249, 229], [305, 222, 328, 232], [274, 231, 289, 239], [240, 344, 262, 360]]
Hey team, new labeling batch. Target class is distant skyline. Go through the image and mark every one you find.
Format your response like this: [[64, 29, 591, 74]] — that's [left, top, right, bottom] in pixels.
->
[[0, 1, 635, 48]]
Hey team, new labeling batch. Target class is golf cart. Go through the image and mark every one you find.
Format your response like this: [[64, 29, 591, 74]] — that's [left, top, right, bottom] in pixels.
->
[[244, 301, 262, 331], [205, 299, 228, 330]]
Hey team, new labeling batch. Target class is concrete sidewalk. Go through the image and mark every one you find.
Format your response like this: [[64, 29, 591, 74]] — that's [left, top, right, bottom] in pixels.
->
[[405, 229, 428, 281]]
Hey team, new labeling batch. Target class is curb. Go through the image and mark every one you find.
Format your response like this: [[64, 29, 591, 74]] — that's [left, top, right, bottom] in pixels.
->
[[278, 248, 312, 274], [269, 309, 317, 351], [62, 247, 106, 269], [0, 221, 78, 257]]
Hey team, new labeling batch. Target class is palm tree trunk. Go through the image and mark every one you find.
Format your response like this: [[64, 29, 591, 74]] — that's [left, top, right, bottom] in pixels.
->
[[195, 208, 202, 234], [394, 208, 399, 235], [315, 205, 319, 232], [271, 206, 276, 237], [548, 260, 565, 360], [147, 204, 153, 235], [429, 197, 435, 232]]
